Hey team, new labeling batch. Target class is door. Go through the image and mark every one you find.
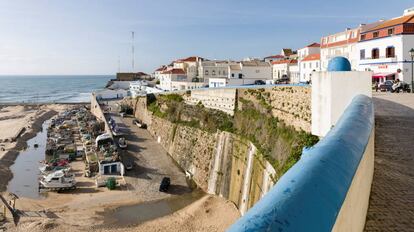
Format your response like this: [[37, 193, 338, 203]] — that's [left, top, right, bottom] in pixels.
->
[[104, 165, 110, 174], [111, 164, 117, 173]]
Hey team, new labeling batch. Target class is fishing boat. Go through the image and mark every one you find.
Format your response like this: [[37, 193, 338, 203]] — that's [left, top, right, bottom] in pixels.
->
[[39, 170, 76, 191]]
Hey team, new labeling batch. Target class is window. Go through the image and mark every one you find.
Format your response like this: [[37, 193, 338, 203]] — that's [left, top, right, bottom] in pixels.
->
[[205, 70, 209, 75], [231, 73, 234, 78], [310, 63, 312, 69], [373, 31, 379, 38], [360, 49, 365, 59], [388, 28, 394, 35], [303, 63, 306, 68], [372, 48, 379, 59], [238, 73, 242, 79], [386, 46, 395, 58], [255, 70, 260, 73], [316, 62, 319, 68], [212, 70, 215, 76], [361, 34, 366, 40]]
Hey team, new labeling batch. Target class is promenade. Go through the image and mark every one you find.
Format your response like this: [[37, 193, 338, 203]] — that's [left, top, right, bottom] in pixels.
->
[[365, 93, 414, 231]]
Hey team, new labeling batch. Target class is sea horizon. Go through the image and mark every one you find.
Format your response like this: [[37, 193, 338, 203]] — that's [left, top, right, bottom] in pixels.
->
[[0, 75, 114, 104]]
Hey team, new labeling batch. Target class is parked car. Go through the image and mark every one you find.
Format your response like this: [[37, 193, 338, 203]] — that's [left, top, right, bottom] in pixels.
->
[[159, 177, 171, 192], [254, 80, 266, 85], [118, 137, 127, 149], [133, 119, 147, 129], [275, 75, 290, 84], [379, 80, 393, 92], [124, 162, 133, 171]]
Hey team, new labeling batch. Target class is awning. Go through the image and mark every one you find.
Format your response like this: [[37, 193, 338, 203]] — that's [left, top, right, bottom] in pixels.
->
[[372, 73, 395, 79]]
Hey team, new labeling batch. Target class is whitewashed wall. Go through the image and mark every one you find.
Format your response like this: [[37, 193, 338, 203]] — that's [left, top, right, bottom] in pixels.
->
[[311, 71, 372, 137]]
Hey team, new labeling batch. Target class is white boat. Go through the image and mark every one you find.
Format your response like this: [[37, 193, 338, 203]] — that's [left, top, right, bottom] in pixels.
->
[[39, 170, 76, 191], [39, 165, 71, 175]]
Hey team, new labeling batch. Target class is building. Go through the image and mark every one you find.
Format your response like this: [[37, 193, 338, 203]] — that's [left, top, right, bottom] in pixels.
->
[[320, 27, 360, 71], [129, 81, 163, 97], [158, 68, 204, 91], [173, 56, 205, 81], [300, 54, 321, 82], [297, 43, 320, 60], [357, 8, 414, 84], [272, 59, 298, 81], [298, 43, 321, 82], [264, 55, 285, 63], [116, 72, 151, 81], [153, 65, 168, 80], [198, 60, 234, 84], [209, 61, 272, 87]]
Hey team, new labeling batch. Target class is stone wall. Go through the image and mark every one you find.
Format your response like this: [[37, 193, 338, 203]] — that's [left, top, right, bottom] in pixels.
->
[[238, 86, 311, 132], [147, 113, 276, 214], [185, 88, 237, 115]]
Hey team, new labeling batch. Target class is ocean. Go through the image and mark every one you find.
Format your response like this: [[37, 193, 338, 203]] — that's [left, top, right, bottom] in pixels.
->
[[0, 75, 113, 103]]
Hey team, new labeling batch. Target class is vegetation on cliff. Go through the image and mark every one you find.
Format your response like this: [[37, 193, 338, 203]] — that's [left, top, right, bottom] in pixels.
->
[[147, 93, 318, 176]]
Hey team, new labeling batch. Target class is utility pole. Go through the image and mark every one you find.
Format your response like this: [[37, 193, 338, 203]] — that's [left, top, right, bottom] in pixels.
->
[[118, 56, 121, 73], [131, 31, 135, 72]]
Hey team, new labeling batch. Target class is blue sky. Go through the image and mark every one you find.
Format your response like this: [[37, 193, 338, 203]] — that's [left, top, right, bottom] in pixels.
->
[[0, 0, 412, 75]]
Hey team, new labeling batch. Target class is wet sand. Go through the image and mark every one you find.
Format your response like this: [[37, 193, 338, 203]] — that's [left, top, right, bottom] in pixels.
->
[[0, 105, 63, 192]]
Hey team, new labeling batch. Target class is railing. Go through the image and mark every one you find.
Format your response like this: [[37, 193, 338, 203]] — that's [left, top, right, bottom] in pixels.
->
[[228, 95, 374, 232]]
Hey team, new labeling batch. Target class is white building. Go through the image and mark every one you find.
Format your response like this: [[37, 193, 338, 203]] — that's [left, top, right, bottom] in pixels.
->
[[320, 27, 360, 71], [129, 81, 163, 97], [297, 43, 320, 60], [173, 56, 204, 81], [209, 61, 271, 87], [264, 55, 285, 63], [300, 54, 321, 82], [198, 60, 235, 84], [298, 43, 321, 83], [153, 65, 168, 80], [158, 68, 188, 91], [357, 9, 414, 84], [272, 59, 298, 81]]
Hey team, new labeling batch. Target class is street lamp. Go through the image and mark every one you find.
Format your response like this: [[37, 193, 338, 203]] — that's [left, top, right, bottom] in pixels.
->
[[409, 48, 414, 93]]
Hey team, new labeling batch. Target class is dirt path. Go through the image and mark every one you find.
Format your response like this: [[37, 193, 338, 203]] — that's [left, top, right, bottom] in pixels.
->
[[364, 93, 414, 231]]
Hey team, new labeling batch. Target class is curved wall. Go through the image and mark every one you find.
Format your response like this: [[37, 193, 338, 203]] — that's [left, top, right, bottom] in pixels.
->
[[228, 95, 374, 232]]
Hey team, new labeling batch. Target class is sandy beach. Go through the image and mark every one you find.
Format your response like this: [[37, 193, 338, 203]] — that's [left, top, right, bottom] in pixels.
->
[[0, 104, 70, 192], [0, 104, 240, 232]]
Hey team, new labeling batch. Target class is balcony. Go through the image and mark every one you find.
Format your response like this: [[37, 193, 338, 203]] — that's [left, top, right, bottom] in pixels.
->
[[359, 56, 398, 65]]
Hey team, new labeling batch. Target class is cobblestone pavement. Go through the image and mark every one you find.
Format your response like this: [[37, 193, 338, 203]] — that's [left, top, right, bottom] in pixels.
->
[[364, 93, 414, 232]]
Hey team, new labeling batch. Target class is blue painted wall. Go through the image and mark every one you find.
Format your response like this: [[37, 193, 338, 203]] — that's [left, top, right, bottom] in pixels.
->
[[227, 95, 374, 232]]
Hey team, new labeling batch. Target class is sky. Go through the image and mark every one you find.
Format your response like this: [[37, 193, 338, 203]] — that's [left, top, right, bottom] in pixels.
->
[[0, 0, 413, 75]]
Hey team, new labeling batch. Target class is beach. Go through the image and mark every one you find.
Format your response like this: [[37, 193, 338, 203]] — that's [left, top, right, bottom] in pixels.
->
[[0, 104, 240, 232], [0, 104, 70, 191]]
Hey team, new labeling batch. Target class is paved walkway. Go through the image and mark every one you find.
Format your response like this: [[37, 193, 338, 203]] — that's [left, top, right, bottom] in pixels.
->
[[365, 93, 414, 231]]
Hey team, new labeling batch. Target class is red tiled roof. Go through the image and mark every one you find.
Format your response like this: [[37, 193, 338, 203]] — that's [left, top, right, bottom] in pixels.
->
[[302, 54, 320, 62], [306, 42, 320, 48], [155, 66, 167, 72], [367, 14, 414, 32], [271, 59, 297, 65], [136, 72, 149, 76], [161, 68, 186, 75], [177, 56, 204, 62], [264, 55, 285, 59]]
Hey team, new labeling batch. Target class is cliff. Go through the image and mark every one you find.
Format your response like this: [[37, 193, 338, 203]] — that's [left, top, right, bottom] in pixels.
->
[[124, 86, 318, 214]]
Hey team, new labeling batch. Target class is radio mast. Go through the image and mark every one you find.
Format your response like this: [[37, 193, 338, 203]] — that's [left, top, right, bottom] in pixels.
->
[[131, 31, 135, 72]]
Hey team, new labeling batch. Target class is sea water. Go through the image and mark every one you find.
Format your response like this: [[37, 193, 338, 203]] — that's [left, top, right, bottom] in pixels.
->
[[0, 75, 113, 103]]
